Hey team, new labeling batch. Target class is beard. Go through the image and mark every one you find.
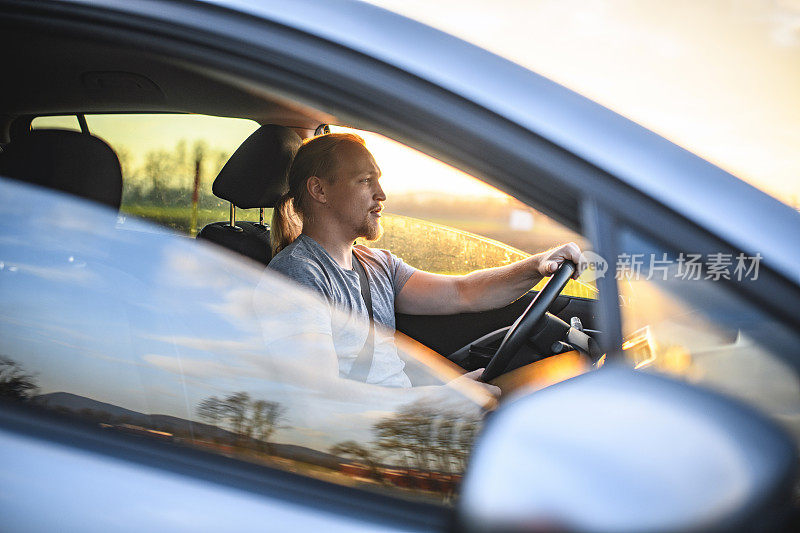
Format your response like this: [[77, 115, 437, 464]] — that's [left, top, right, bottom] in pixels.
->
[[356, 215, 383, 241]]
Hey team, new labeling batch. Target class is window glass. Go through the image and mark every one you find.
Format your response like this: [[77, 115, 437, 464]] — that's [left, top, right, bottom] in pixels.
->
[[31, 115, 81, 132], [331, 126, 596, 298], [615, 228, 800, 451], [0, 179, 490, 506], [38, 114, 262, 235], [85, 114, 260, 235]]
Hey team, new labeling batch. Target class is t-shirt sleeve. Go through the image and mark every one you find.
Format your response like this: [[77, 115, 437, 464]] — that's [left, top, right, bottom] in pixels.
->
[[389, 251, 416, 294], [355, 245, 417, 295]]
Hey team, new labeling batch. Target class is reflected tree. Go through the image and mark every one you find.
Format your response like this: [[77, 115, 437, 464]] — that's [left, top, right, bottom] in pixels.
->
[[197, 392, 284, 452], [223, 391, 250, 436], [372, 400, 481, 476], [329, 440, 383, 481], [196, 396, 224, 425], [329, 400, 482, 498], [0, 356, 38, 401], [250, 399, 283, 447]]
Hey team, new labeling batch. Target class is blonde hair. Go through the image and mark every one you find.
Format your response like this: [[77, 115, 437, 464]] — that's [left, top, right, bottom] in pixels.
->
[[271, 132, 366, 255]]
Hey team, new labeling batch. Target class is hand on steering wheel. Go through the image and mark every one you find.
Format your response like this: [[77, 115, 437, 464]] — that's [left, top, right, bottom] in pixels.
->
[[481, 260, 577, 382]]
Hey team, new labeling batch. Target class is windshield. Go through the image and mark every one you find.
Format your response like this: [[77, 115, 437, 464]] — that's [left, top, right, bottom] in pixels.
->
[[367, 0, 800, 210]]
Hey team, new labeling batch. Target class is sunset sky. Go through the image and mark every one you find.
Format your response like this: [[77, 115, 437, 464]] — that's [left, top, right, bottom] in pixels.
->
[[367, 0, 800, 207]]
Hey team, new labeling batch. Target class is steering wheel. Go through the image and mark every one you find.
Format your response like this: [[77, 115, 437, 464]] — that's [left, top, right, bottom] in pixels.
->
[[481, 260, 577, 382]]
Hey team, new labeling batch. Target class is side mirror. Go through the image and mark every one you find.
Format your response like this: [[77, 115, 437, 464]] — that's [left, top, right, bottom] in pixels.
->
[[457, 367, 797, 532]]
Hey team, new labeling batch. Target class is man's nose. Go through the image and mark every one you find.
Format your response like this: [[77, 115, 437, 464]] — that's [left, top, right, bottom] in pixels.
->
[[374, 182, 386, 201]]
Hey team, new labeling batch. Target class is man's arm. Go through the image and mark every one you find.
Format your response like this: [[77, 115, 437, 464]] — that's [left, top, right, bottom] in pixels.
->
[[395, 242, 583, 315]]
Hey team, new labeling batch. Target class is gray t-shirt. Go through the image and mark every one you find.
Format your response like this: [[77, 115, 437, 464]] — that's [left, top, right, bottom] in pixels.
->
[[267, 234, 417, 387]]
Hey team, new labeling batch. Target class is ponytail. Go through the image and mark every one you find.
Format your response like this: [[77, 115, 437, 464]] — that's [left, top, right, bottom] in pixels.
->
[[271, 192, 302, 256], [270, 132, 366, 257]]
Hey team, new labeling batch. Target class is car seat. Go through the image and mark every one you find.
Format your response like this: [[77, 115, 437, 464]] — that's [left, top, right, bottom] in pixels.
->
[[0, 129, 122, 209], [197, 124, 301, 265]]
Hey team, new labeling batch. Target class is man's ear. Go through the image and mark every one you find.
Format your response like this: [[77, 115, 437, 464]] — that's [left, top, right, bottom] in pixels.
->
[[306, 176, 326, 204]]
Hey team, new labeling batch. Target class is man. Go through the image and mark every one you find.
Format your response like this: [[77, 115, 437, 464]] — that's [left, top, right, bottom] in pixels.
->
[[267, 133, 582, 398]]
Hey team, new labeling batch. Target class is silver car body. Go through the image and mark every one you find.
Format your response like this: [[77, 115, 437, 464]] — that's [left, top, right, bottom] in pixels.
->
[[1, 0, 799, 530]]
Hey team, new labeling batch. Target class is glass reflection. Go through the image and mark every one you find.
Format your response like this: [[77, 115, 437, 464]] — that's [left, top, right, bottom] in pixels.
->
[[0, 178, 488, 504], [616, 229, 800, 452]]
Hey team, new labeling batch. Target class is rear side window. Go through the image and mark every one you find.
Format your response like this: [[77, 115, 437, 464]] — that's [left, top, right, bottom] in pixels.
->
[[30, 115, 81, 132], [32, 114, 260, 235]]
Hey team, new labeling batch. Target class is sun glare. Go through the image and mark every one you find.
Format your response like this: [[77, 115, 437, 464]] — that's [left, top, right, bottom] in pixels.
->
[[330, 126, 508, 199], [366, 0, 800, 209]]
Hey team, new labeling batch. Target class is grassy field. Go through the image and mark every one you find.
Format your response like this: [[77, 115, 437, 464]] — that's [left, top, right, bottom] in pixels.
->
[[124, 202, 596, 298], [361, 214, 596, 298], [124, 203, 537, 272], [122, 204, 272, 235]]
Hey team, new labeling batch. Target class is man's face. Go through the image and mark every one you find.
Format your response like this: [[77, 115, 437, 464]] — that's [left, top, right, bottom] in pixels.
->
[[326, 143, 385, 241]]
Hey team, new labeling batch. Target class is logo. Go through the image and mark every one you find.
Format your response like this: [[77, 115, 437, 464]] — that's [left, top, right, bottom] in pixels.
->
[[578, 250, 608, 282]]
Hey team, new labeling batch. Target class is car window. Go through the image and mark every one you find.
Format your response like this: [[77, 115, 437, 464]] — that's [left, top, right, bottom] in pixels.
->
[[32, 114, 261, 235], [30, 115, 81, 132], [331, 126, 596, 299], [0, 178, 489, 506], [614, 227, 800, 451]]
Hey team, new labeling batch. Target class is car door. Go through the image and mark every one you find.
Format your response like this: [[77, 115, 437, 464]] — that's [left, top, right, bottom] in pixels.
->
[[2, 0, 799, 528]]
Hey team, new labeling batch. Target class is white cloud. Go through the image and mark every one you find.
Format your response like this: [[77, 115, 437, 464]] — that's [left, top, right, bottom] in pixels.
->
[[140, 334, 262, 354], [6, 261, 96, 284], [142, 353, 242, 379]]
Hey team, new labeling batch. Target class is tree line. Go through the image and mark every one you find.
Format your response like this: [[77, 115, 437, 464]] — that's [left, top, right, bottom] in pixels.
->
[[331, 400, 480, 478], [118, 139, 231, 209]]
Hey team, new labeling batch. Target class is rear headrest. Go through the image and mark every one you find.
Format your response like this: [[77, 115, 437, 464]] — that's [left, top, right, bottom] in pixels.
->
[[0, 129, 122, 209], [212, 124, 302, 209]]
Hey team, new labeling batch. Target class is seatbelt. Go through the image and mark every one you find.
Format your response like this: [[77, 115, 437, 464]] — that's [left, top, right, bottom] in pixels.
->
[[347, 251, 374, 382]]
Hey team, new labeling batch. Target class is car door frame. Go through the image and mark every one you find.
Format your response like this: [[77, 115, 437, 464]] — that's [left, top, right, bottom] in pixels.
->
[[3, 0, 800, 525]]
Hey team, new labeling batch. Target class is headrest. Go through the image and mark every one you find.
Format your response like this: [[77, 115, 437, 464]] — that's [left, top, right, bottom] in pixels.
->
[[212, 124, 302, 209], [0, 129, 122, 209]]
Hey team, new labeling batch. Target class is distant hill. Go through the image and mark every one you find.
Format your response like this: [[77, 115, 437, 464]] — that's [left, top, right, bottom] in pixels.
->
[[34, 392, 235, 439], [34, 392, 148, 421], [32, 391, 343, 467]]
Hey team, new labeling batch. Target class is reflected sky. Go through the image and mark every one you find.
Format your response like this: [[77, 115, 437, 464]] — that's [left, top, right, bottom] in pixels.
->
[[0, 179, 487, 452]]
